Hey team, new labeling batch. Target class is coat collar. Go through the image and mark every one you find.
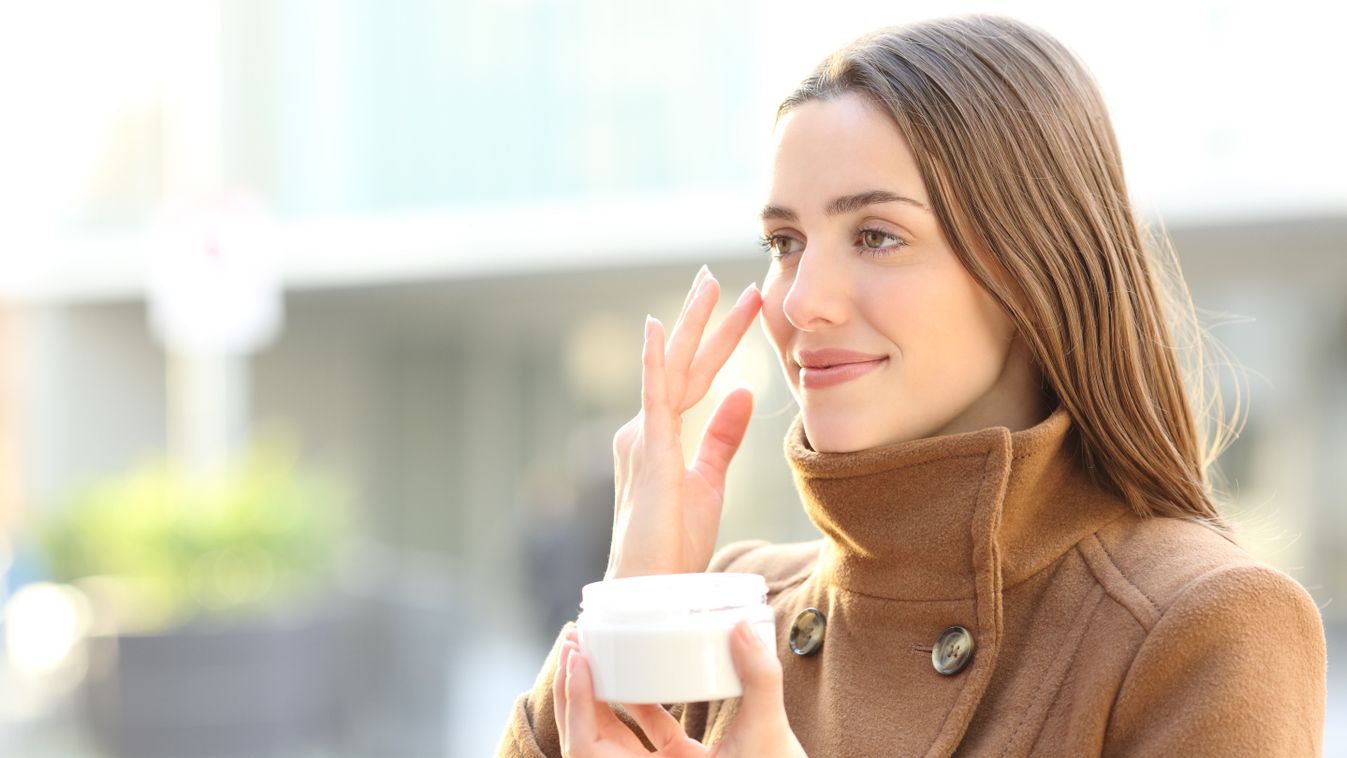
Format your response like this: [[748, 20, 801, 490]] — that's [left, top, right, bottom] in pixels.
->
[[784, 404, 1131, 602]]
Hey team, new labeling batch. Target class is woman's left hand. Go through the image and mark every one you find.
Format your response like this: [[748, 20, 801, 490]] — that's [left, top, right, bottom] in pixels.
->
[[553, 620, 807, 757]]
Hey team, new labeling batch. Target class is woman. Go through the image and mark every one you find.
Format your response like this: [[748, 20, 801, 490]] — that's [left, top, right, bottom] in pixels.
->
[[497, 13, 1326, 757]]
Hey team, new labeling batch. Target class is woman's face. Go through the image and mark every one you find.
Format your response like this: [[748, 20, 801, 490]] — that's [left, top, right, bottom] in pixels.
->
[[758, 92, 1045, 452]]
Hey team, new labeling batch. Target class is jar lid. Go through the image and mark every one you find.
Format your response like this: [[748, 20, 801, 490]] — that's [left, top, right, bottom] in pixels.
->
[[580, 572, 768, 621]]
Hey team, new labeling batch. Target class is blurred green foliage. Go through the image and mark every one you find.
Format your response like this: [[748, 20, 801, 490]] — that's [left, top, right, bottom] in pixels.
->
[[37, 431, 351, 632]]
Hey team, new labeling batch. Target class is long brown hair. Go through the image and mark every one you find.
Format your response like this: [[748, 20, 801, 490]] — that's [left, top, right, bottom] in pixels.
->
[[777, 14, 1242, 534]]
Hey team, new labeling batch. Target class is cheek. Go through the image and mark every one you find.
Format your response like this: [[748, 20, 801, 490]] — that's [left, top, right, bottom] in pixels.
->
[[951, 270, 1016, 353], [864, 264, 1009, 368], [910, 270, 1014, 379], [854, 271, 928, 346]]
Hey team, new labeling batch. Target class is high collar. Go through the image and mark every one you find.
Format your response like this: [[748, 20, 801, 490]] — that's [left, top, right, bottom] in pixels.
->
[[785, 405, 1130, 601]]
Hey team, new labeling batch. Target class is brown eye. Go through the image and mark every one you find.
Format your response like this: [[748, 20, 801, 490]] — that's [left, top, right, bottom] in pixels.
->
[[759, 234, 802, 259], [861, 229, 894, 248], [857, 228, 908, 256]]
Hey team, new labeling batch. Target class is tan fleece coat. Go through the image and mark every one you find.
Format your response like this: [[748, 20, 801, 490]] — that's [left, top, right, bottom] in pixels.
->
[[497, 405, 1327, 756]]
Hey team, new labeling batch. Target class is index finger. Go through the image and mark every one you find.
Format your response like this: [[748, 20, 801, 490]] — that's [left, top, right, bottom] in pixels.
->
[[683, 283, 763, 406], [675, 265, 710, 325]]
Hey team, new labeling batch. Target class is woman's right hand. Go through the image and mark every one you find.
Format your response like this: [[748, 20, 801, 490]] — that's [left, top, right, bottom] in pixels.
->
[[605, 265, 763, 580]]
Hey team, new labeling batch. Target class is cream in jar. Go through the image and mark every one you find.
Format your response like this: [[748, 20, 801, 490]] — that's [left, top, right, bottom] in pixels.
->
[[576, 572, 776, 704]]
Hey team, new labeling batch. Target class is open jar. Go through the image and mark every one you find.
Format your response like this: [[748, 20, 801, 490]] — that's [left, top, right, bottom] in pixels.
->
[[576, 572, 776, 704]]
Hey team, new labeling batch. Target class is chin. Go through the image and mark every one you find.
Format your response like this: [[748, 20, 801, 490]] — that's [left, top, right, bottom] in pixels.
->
[[801, 409, 896, 453], [800, 396, 945, 451]]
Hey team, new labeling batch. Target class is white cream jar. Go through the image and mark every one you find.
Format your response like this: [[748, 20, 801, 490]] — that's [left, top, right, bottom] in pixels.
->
[[576, 572, 776, 704]]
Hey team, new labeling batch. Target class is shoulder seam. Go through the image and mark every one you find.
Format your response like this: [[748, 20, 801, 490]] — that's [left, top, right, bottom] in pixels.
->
[[1076, 533, 1161, 631], [1102, 560, 1323, 748], [1095, 533, 1163, 618]]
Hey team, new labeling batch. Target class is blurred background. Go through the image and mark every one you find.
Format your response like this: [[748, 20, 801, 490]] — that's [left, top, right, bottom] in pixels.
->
[[0, 0, 1343, 756]]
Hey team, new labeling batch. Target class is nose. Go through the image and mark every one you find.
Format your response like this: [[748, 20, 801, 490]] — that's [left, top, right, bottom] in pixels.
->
[[781, 244, 851, 331]]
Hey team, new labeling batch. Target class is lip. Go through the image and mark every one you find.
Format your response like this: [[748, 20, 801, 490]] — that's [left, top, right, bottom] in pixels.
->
[[795, 347, 889, 370], [797, 355, 888, 390]]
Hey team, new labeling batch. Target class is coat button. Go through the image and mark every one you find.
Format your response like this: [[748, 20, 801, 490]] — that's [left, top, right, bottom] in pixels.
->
[[789, 608, 826, 656], [932, 626, 975, 675]]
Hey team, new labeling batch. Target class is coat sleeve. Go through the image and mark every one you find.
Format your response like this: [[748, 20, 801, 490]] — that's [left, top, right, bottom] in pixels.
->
[[493, 539, 771, 756], [1102, 563, 1327, 756]]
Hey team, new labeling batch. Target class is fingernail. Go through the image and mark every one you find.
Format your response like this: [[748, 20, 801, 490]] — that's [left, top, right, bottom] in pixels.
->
[[645, 314, 654, 337], [735, 283, 758, 306], [690, 265, 708, 290]]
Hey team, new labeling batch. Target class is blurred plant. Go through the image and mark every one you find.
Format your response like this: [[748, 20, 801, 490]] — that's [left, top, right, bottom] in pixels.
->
[[35, 429, 351, 633]]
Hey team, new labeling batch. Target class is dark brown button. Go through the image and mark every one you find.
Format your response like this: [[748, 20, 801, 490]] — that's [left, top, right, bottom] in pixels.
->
[[932, 625, 975, 675], [789, 608, 826, 656]]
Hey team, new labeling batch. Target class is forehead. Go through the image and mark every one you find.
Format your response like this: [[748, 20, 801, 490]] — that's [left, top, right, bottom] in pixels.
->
[[767, 92, 929, 208]]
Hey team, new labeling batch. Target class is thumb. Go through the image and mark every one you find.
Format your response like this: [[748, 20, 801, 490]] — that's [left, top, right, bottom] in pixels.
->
[[728, 619, 786, 725], [691, 386, 754, 492]]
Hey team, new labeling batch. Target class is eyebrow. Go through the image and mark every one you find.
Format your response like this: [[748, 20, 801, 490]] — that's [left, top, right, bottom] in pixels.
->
[[758, 190, 929, 222]]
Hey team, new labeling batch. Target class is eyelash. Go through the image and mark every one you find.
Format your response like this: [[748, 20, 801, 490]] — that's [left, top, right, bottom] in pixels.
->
[[756, 228, 909, 261]]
